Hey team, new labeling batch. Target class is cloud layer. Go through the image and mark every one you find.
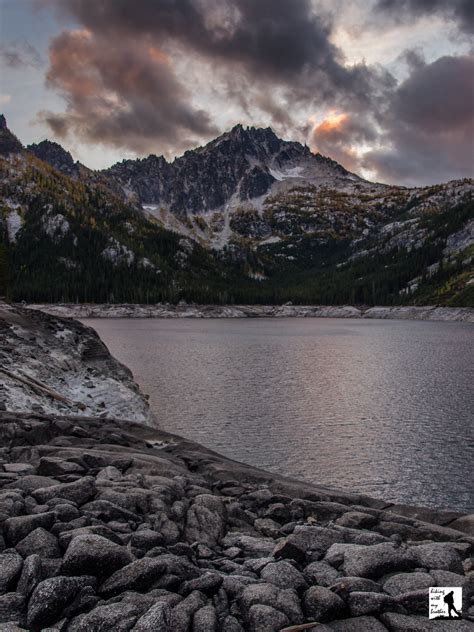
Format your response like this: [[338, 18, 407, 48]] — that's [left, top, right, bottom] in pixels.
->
[[39, 0, 473, 184]]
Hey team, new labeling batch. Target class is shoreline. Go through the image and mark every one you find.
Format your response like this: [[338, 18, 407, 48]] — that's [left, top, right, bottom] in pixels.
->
[[0, 303, 473, 630], [20, 302, 474, 323]]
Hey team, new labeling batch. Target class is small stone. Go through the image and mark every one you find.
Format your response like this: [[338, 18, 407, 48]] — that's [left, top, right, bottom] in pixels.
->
[[303, 586, 346, 622], [68, 603, 140, 632], [248, 604, 289, 632], [0, 592, 25, 625], [383, 572, 433, 597], [32, 477, 96, 506], [303, 561, 341, 587], [192, 604, 217, 632], [184, 495, 226, 547], [329, 615, 389, 631], [16, 555, 42, 598], [27, 576, 95, 630], [181, 571, 223, 596], [347, 591, 396, 617], [132, 601, 172, 632], [260, 561, 307, 591], [99, 558, 166, 597], [4, 512, 55, 546], [410, 543, 463, 573], [38, 458, 84, 477], [61, 534, 133, 580], [0, 551, 23, 594], [16, 528, 60, 559]]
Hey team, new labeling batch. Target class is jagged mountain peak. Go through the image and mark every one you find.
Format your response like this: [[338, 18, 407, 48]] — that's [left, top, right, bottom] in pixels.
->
[[0, 114, 23, 155], [28, 139, 79, 177], [104, 123, 357, 215]]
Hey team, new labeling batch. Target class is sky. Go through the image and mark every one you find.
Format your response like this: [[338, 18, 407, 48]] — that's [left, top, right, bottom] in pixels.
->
[[0, 0, 473, 186]]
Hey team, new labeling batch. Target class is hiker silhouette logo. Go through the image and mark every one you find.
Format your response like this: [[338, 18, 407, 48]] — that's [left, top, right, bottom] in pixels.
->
[[429, 587, 462, 619]]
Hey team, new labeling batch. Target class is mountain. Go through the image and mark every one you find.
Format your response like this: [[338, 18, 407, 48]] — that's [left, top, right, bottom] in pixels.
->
[[28, 139, 80, 177], [105, 124, 359, 216], [0, 115, 473, 306]]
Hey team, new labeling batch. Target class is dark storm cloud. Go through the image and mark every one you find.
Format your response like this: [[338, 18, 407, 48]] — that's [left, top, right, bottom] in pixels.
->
[[0, 42, 42, 69], [374, 0, 474, 34], [41, 0, 472, 184], [44, 0, 392, 152], [363, 54, 474, 184], [40, 29, 218, 154]]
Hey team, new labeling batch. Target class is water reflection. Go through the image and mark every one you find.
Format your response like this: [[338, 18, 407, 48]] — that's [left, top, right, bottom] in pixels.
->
[[87, 318, 474, 512]]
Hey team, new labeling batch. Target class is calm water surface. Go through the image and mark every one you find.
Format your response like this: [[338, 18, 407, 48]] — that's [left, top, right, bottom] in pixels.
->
[[87, 318, 474, 512]]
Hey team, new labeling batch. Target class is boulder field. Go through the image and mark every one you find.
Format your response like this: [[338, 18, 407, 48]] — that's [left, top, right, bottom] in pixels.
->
[[0, 411, 472, 631]]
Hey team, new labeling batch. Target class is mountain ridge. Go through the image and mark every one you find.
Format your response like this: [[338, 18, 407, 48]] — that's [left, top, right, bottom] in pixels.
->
[[0, 115, 473, 306]]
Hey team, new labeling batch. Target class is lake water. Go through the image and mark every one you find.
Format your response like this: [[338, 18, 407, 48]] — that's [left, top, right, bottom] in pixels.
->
[[86, 318, 474, 512]]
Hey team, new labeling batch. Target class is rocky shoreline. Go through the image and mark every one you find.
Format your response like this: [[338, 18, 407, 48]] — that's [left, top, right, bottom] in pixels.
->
[[21, 303, 474, 323], [0, 304, 473, 630]]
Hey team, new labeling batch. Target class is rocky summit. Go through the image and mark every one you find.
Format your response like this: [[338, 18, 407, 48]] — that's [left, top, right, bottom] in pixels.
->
[[0, 304, 473, 631]]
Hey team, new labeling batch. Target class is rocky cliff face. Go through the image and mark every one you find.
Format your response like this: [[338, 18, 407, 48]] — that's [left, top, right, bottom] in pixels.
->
[[28, 140, 79, 177], [0, 115, 23, 156], [105, 124, 358, 216]]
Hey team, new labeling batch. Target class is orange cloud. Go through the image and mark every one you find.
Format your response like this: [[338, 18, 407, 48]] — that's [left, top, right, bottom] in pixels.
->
[[313, 111, 349, 136]]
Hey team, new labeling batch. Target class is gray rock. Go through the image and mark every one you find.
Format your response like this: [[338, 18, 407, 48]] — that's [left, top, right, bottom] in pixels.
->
[[61, 534, 133, 580], [410, 543, 463, 573], [132, 602, 172, 632], [4, 512, 55, 546], [303, 561, 342, 587], [222, 615, 245, 632], [52, 503, 80, 522], [32, 477, 96, 506], [4, 475, 57, 493], [81, 499, 140, 523], [181, 571, 223, 596], [58, 525, 123, 548], [3, 463, 35, 475], [448, 514, 474, 536], [239, 582, 305, 624], [328, 615, 389, 631], [330, 576, 382, 596], [248, 604, 289, 632], [383, 572, 433, 597], [16, 554, 42, 598], [38, 457, 84, 477], [273, 539, 306, 564], [0, 551, 23, 594], [0, 592, 25, 625], [68, 603, 140, 632], [192, 604, 217, 631], [395, 588, 429, 616], [223, 534, 275, 558], [170, 590, 207, 632], [347, 591, 396, 616], [303, 586, 346, 622], [27, 575, 95, 630], [284, 526, 343, 562], [326, 542, 416, 578], [185, 495, 226, 547], [16, 527, 60, 559], [130, 529, 163, 552], [96, 466, 122, 481], [264, 503, 290, 524], [260, 561, 307, 590], [254, 518, 281, 538], [335, 511, 378, 529], [381, 612, 474, 631], [99, 558, 166, 597]]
